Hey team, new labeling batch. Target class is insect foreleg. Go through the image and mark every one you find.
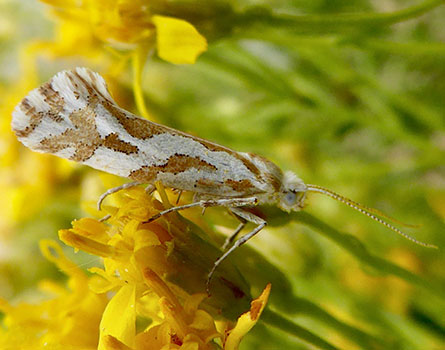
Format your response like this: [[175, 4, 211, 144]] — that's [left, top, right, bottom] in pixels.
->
[[207, 207, 267, 294], [97, 181, 147, 211], [145, 197, 258, 223]]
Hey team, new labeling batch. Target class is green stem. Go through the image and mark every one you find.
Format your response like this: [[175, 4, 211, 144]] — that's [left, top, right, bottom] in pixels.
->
[[132, 46, 152, 120], [261, 309, 341, 350], [363, 38, 445, 57], [237, 0, 444, 31]]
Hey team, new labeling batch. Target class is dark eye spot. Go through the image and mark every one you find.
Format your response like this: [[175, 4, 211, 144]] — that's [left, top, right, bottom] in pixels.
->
[[285, 192, 296, 204]]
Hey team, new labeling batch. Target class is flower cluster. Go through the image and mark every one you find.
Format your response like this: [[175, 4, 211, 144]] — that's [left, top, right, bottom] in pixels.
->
[[0, 185, 270, 349], [39, 0, 207, 64]]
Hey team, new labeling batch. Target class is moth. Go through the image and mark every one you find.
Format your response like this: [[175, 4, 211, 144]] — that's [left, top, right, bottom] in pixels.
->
[[11, 68, 435, 290]]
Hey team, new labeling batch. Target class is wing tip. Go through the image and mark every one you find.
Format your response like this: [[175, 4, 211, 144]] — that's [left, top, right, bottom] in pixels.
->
[[54, 67, 112, 101], [11, 89, 43, 136], [11, 67, 113, 138]]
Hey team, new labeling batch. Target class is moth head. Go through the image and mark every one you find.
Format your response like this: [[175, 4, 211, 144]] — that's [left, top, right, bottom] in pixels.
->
[[278, 171, 308, 212]]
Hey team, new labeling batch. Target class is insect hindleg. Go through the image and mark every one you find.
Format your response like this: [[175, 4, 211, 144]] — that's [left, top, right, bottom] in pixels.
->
[[97, 181, 146, 211], [207, 207, 267, 294], [145, 197, 258, 223]]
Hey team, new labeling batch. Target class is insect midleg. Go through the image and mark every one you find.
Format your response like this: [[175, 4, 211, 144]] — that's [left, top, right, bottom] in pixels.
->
[[222, 215, 247, 250], [145, 197, 258, 223], [97, 181, 146, 211], [206, 207, 267, 294], [175, 190, 183, 204]]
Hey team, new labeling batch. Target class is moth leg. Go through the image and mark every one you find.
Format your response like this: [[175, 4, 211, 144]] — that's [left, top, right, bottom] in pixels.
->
[[145, 197, 258, 223], [99, 214, 112, 222], [222, 214, 247, 250], [176, 190, 183, 204], [145, 184, 156, 195], [97, 181, 145, 211], [206, 208, 267, 294]]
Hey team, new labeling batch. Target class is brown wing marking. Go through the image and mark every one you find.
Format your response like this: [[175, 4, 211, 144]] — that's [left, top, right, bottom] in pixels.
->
[[13, 98, 45, 138], [129, 154, 217, 182], [224, 179, 254, 192], [103, 133, 139, 155], [102, 101, 166, 140], [14, 83, 65, 138], [38, 83, 65, 122], [39, 107, 139, 162]]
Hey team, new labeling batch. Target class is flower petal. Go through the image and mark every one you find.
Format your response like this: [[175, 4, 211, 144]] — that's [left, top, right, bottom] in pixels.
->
[[99, 285, 136, 350], [224, 284, 271, 350], [152, 15, 207, 64]]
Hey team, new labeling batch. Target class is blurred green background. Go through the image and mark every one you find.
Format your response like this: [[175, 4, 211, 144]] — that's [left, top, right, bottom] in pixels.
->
[[1, 0, 444, 349]]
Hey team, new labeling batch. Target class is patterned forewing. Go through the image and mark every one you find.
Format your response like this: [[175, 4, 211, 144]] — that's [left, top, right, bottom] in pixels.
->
[[12, 68, 272, 198]]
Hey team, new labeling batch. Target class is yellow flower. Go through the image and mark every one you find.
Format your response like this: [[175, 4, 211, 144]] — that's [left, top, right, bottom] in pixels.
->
[[61, 185, 269, 349], [224, 283, 271, 350], [152, 15, 207, 64], [39, 0, 207, 64], [0, 186, 270, 349], [0, 240, 108, 349], [64, 185, 253, 312]]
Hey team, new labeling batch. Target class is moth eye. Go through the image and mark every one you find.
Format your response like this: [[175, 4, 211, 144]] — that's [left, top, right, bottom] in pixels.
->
[[284, 191, 296, 204]]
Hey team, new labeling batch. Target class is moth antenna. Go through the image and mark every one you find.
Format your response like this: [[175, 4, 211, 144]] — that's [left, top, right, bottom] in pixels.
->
[[306, 184, 437, 249], [307, 184, 419, 228]]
